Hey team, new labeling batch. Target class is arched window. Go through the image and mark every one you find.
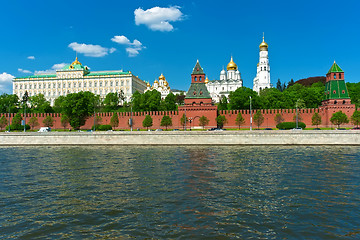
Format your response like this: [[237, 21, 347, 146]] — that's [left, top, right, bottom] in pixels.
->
[[264, 66, 266, 71], [194, 76, 197, 81], [199, 76, 202, 82], [339, 73, 342, 79], [334, 73, 337, 79]]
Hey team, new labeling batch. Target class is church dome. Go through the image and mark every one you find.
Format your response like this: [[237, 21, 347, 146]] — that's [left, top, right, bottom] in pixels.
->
[[159, 73, 165, 81], [220, 69, 226, 75], [205, 76, 209, 84], [259, 36, 268, 50], [147, 82, 151, 87], [164, 80, 168, 87], [71, 57, 82, 66], [154, 79, 159, 84], [227, 57, 237, 71]]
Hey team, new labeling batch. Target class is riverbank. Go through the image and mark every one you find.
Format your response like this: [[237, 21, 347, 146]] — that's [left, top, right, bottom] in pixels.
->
[[0, 130, 359, 145]]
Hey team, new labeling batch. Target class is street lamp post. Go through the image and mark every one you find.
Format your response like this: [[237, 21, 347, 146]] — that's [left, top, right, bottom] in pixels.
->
[[250, 96, 252, 131], [22, 91, 29, 132], [8, 104, 11, 132], [184, 106, 187, 131]]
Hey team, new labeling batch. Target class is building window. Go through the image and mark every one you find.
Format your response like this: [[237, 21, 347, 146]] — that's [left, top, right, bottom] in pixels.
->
[[121, 81, 124, 86], [105, 81, 108, 86], [89, 82, 92, 87], [68, 83, 71, 88], [100, 82, 102, 87], [48, 83, 51, 88], [264, 66, 266, 71], [194, 77, 197, 81], [334, 73, 337, 79], [94, 82, 97, 87], [199, 76, 202, 82], [339, 73, 342, 79], [79, 83, 81, 87], [74, 83, 77, 87], [110, 81, 113, 87], [116, 81, 118, 86], [84, 82, 86, 87]]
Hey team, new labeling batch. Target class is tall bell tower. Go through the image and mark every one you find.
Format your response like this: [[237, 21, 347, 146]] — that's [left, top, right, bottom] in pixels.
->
[[253, 34, 271, 93]]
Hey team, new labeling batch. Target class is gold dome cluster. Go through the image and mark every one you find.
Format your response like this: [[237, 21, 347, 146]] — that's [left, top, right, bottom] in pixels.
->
[[159, 73, 165, 81], [226, 56, 238, 71]]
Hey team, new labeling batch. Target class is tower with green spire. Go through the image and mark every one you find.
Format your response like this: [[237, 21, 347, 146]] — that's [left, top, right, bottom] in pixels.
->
[[322, 61, 351, 106], [184, 60, 212, 105]]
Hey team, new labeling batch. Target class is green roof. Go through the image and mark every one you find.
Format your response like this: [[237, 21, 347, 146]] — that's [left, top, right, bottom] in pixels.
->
[[15, 74, 56, 79], [327, 61, 343, 74], [323, 79, 350, 100], [185, 82, 211, 99], [86, 71, 130, 76], [192, 60, 204, 75]]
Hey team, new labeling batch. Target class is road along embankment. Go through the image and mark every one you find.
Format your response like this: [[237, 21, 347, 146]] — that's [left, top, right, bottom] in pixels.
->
[[0, 130, 359, 145]]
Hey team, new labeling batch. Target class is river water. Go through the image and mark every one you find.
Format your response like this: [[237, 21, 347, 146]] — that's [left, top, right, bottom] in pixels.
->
[[1, 146, 360, 239]]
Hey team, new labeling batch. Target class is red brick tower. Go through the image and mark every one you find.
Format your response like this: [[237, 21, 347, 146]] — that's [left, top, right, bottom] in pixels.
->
[[178, 60, 217, 129]]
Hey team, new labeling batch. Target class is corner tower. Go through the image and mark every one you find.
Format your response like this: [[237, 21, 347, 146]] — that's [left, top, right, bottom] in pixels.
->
[[253, 34, 271, 93], [322, 61, 351, 105]]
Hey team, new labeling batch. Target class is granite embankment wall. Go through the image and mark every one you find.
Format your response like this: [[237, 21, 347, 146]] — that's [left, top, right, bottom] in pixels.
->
[[0, 131, 359, 145], [0, 105, 356, 130]]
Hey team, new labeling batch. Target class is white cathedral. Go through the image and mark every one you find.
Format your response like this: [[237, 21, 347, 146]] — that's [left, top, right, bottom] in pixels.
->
[[145, 73, 171, 99], [205, 56, 243, 103], [205, 36, 271, 102], [253, 36, 271, 92]]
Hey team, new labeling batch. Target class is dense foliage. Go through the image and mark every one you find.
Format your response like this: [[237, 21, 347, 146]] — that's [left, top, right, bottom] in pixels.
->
[[276, 122, 306, 130], [330, 111, 349, 128]]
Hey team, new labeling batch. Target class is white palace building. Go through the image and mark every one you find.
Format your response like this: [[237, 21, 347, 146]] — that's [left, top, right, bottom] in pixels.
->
[[13, 57, 147, 105]]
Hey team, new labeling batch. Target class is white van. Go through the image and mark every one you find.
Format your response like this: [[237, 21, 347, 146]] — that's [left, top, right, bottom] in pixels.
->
[[38, 127, 51, 132]]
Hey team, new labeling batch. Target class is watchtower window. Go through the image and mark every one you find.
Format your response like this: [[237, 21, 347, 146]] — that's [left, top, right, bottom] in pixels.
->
[[194, 76, 197, 81], [339, 73, 342, 79], [334, 73, 337, 79], [199, 76, 202, 82]]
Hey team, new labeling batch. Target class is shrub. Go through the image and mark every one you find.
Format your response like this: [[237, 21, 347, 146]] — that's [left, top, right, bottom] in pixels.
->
[[276, 122, 306, 130], [95, 124, 113, 131]]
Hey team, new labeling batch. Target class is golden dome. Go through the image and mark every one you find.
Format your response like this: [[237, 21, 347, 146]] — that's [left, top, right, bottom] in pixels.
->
[[205, 76, 209, 84], [259, 36, 268, 50], [147, 82, 151, 87], [71, 56, 82, 65], [159, 73, 165, 80], [164, 80, 169, 87], [227, 56, 237, 71], [154, 79, 159, 84]]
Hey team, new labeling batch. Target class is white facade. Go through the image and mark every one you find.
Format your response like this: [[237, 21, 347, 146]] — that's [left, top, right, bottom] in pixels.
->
[[145, 73, 171, 99], [253, 36, 271, 93], [206, 57, 242, 103], [13, 57, 147, 105]]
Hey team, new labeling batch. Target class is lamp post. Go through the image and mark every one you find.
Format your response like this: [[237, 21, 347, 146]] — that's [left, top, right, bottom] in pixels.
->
[[296, 101, 299, 129], [250, 96, 252, 131], [129, 97, 133, 131], [22, 91, 29, 132], [184, 106, 187, 131], [8, 103, 11, 132]]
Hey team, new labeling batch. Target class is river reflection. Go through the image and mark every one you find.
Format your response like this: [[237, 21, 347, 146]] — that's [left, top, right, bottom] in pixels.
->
[[1, 146, 360, 239]]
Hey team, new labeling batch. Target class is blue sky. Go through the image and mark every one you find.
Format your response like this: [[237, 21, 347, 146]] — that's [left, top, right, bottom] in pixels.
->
[[1, 0, 359, 94]]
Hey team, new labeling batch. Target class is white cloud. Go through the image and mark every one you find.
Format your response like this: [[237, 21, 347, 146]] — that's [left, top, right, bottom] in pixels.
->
[[68, 42, 114, 57], [18, 68, 32, 74], [27, 56, 35, 60], [35, 63, 69, 75], [0, 72, 14, 92], [111, 35, 145, 57], [109, 48, 117, 54], [134, 6, 183, 31]]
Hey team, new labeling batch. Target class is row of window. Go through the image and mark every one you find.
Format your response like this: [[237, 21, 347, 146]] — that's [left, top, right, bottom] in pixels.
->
[[16, 88, 128, 97], [14, 79, 132, 90]]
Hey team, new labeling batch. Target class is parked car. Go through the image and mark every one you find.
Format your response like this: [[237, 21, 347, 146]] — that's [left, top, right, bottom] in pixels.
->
[[38, 127, 51, 132], [351, 127, 360, 130], [313, 128, 321, 130], [155, 129, 163, 131], [264, 128, 273, 130]]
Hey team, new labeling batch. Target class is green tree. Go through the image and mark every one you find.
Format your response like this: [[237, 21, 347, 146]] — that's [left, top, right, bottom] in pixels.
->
[[61, 114, 70, 130], [103, 92, 120, 112], [199, 116, 209, 129], [228, 87, 260, 110], [110, 113, 119, 129], [0, 115, 8, 130], [29, 94, 53, 113], [330, 111, 349, 128], [160, 115, 172, 130], [61, 91, 98, 130], [0, 94, 20, 114], [218, 96, 228, 110], [162, 92, 177, 111], [311, 112, 322, 128], [142, 115, 153, 130], [175, 92, 185, 105], [53, 96, 66, 113], [276, 79, 284, 92], [274, 113, 284, 125], [287, 79, 295, 88], [235, 112, 245, 129], [180, 113, 188, 130], [253, 111, 264, 129], [216, 115, 227, 129], [12, 113, 23, 130], [28, 116, 39, 129], [351, 110, 360, 127], [43, 115, 54, 127]]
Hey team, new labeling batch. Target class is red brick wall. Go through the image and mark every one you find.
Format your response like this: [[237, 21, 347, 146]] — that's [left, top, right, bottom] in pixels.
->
[[0, 105, 356, 130]]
